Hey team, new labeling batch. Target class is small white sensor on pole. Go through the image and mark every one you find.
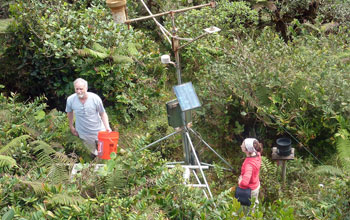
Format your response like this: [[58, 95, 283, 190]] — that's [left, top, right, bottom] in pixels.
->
[[161, 55, 176, 66], [204, 26, 221, 34]]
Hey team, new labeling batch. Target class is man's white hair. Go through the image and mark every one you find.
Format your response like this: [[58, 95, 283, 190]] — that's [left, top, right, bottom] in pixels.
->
[[74, 78, 88, 89]]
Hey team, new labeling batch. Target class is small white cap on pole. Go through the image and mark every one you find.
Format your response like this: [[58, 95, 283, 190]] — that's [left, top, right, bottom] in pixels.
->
[[161, 55, 171, 64], [204, 26, 221, 34], [161, 55, 176, 66]]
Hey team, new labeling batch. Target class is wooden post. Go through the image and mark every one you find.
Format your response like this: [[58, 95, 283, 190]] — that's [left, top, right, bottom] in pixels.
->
[[272, 147, 294, 185], [281, 160, 287, 183], [106, 0, 127, 24]]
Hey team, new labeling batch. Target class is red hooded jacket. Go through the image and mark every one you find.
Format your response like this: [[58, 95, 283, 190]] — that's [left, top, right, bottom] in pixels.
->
[[239, 153, 261, 190]]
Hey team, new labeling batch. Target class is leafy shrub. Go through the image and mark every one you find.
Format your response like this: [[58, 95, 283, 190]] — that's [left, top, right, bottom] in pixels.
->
[[174, 22, 350, 159], [0, 0, 12, 19], [285, 158, 350, 219], [2, 0, 350, 219], [1, 0, 165, 123], [172, 0, 259, 39], [318, 0, 350, 24]]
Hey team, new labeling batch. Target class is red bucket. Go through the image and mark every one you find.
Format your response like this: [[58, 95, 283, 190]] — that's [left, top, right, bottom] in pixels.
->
[[97, 131, 119, 160]]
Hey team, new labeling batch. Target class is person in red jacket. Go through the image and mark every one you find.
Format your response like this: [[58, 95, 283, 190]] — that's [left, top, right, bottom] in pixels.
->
[[238, 138, 263, 208]]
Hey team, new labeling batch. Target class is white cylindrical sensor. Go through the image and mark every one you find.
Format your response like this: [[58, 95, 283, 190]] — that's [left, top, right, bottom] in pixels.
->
[[161, 54, 171, 64]]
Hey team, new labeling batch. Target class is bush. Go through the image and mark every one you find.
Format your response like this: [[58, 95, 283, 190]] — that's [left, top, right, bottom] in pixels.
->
[[1, 0, 166, 123], [169, 11, 350, 159], [318, 0, 350, 24]]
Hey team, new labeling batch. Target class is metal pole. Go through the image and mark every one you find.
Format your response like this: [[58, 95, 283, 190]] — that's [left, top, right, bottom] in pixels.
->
[[138, 130, 181, 151], [182, 126, 191, 164], [175, 36, 190, 164], [171, 12, 182, 85], [281, 160, 287, 184], [185, 132, 214, 201], [189, 128, 233, 170], [177, 32, 209, 50], [192, 170, 209, 199], [174, 46, 182, 85], [169, 12, 192, 164], [125, 2, 214, 24], [200, 162, 232, 171]]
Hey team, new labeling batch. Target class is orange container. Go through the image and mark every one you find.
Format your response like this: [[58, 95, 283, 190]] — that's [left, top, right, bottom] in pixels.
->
[[97, 131, 119, 160]]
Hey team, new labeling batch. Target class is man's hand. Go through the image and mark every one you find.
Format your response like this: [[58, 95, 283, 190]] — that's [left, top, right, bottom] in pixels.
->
[[70, 126, 78, 136], [67, 112, 78, 136], [100, 112, 111, 132]]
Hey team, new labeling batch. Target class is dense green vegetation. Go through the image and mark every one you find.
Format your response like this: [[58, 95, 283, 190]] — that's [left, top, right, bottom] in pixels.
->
[[1, 0, 350, 219]]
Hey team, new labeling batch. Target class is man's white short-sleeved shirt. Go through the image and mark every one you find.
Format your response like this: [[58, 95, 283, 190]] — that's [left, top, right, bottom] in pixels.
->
[[65, 92, 106, 141]]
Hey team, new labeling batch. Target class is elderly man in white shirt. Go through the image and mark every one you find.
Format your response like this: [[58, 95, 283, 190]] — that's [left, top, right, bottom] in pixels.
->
[[66, 78, 111, 155]]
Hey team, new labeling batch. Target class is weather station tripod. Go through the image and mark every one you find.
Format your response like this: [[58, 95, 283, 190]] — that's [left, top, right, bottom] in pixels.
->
[[139, 101, 233, 201], [126, 0, 233, 201]]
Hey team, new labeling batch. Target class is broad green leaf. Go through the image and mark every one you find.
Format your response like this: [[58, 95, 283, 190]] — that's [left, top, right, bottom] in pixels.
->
[[127, 42, 139, 56], [1, 208, 15, 220], [34, 110, 46, 120]]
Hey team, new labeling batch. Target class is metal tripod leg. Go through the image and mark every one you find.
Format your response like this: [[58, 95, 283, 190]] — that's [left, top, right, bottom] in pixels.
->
[[200, 162, 231, 171], [189, 128, 233, 171], [182, 128, 191, 164], [185, 131, 214, 202], [192, 169, 208, 199], [138, 130, 182, 151]]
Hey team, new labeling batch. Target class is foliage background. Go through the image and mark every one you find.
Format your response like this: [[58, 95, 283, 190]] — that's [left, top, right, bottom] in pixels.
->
[[1, 0, 350, 219]]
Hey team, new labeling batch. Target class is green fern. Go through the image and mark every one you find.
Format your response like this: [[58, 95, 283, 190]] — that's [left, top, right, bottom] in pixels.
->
[[32, 141, 74, 184], [105, 167, 128, 191], [91, 42, 108, 53], [46, 193, 85, 206], [20, 180, 47, 195], [0, 135, 31, 155], [32, 140, 56, 167], [77, 42, 134, 63], [260, 156, 277, 177], [22, 125, 41, 139], [53, 152, 74, 175], [77, 48, 109, 59], [302, 22, 321, 34], [0, 155, 16, 168], [336, 136, 350, 169], [127, 42, 139, 56], [15, 96, 47, 121], [46, 163, 70, 184], [214, 163, 224, 179], [92, 175, 106, 194], [255, 85, 272, 106], [313, 165, 344, 177], [54, 152, 74, 165], [46, 153, 74, 184]]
